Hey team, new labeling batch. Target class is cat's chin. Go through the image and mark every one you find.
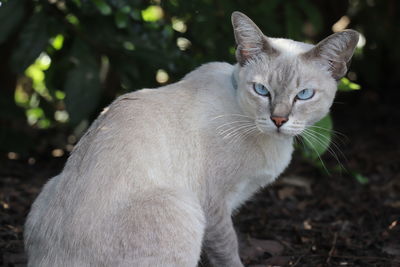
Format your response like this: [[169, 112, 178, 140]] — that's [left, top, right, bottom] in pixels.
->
[[272, 130, 297, 139], [278, 128, 304, 138], [257, 126, 296, 139]]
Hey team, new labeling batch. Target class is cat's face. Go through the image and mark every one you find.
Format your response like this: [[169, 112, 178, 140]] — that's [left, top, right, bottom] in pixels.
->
[[236, 48, 337, 137], [232, 12, 359, 138]]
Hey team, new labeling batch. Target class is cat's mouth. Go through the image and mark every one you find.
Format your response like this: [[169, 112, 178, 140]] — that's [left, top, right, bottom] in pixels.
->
[[256, 120, 303, 137]]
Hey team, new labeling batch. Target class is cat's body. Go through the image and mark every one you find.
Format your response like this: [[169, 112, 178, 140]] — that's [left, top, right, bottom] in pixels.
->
[[25, 12, 359, 267]]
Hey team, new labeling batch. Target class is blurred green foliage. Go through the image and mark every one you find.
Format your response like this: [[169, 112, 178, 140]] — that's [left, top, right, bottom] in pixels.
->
[[0, 0, 398, 161]]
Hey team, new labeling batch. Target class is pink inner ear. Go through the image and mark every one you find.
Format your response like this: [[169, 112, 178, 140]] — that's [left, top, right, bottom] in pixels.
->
[[241, 49, 251, 58], [240, 44, 258, 58]]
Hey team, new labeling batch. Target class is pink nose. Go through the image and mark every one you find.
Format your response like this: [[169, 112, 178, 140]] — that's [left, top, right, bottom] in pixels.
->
[[270, 116, 288, 128]]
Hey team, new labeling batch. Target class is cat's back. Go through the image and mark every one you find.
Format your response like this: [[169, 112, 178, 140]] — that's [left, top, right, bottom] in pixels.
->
[[182, 62, 233, 81], [87, 61, 235, 169], [85, 61, 235, 151], [108, 61, 233, 118], [25, 62, 235, 266], [36, 62, 236, 197], [121, 61, 234, 108]]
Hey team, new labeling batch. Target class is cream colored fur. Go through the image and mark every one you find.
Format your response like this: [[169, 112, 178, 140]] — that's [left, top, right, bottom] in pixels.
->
[[24, 12, 359, 267]]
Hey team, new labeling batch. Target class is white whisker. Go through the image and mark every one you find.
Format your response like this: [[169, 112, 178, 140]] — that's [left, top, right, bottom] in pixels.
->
[[302, 129, 346, 173], [307, 125, 348, 140], [305, 128, 348, 164], [300, 132, 330, 174], [229, 126, 258, 145], [220, 123, 254, 138], [216, 120, 253, 131], [213, 114, 258, 145], [212, 114, 253, 121]]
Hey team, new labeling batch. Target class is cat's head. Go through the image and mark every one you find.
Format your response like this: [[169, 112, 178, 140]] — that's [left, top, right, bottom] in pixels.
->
[[231, 12, 359, 137]]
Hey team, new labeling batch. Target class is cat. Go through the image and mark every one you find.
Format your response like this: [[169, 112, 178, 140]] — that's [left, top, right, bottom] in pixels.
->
[[24, 11, 359, 267]]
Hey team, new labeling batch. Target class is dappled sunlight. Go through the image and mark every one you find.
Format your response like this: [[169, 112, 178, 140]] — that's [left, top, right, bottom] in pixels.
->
[[51, 34, 64, 50], [389, 220, 398, 230], [339, 77, 361, 91], [25, 53, 51, 99], [332, 16, 350, 32], [51, 149, 64, 158], [7, 152, 19, 160], [141, 5, 163, 22], [156, 69, 169, 84], [172, 17, 187, 33], [357, 33, 366, 48], [176, 37, 191, 51], [54, 110, 69, 123], [123, 41, 135, 51]]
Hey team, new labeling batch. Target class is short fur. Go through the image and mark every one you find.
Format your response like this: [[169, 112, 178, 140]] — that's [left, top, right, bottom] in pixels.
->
[[25, 12, 359, 267]]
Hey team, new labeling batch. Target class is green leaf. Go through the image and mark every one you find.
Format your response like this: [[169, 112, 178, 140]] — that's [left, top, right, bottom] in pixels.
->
[[27, 107, 44, 124], [301, 115, 333, 160], [25, 54, 51, 98], [64, 65, 101, 125], [141, 5, 163, 22], [10, 12, 49, 73], [72, 0, 82, 7], [66, 14, 80, 25], [115, 10, 128, 29], [120, 6, 131, 14], [353, 173, 369, 184], [338, 77, 361, 91], [92, 0, 112, 15], [0, 0, 25, 44], [64, 40, 101, 126], [51, 34, 64, 50], [130, 9, 141, 20]]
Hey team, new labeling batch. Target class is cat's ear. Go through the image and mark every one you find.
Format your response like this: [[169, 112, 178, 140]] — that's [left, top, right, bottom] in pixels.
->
[[231, 11, 277, 66], [304, 30, 359, 80]]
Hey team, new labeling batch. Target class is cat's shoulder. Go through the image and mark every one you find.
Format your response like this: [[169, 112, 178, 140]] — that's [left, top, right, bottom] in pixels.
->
[[182, 62, 233, 81], [105, 62, 234, 115]]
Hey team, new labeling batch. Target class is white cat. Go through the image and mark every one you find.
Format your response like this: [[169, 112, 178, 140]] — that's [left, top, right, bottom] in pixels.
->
[[24, 12, 359, 267]]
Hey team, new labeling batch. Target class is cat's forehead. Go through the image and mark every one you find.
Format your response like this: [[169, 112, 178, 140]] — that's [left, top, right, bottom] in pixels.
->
[[244, 39, 324, 89], [250, 55, 300, 84], [247, 54, 320, 92], [248, 39, 315, 74]]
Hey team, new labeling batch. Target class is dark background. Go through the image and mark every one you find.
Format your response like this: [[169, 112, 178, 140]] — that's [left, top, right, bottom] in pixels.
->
[[0, 0, 399, 266]]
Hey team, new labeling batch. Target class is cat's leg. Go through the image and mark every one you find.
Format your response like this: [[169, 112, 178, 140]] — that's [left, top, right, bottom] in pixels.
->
[[26, 188, 205, 267], [114, 190, 206, 267], [203, 206, 243, 267]]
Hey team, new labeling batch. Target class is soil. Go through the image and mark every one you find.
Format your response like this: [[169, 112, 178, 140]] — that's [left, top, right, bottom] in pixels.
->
[[1, 90, 399, 267]]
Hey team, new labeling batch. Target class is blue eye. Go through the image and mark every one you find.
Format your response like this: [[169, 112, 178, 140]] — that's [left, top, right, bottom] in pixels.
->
[[296, 88, 315, 100], [253, 83, 270, 96]]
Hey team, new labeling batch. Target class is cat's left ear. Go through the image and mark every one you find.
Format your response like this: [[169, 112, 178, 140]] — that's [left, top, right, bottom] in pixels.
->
[[231, 12, 277, 66], [304, 30, 360, 80]]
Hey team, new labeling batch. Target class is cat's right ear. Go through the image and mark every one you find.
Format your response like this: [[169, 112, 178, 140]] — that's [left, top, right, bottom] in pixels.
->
[[303, 30, 360, 80], [231, 12, 276, 66]]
